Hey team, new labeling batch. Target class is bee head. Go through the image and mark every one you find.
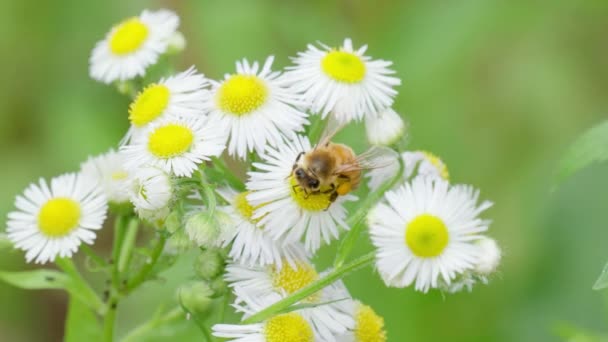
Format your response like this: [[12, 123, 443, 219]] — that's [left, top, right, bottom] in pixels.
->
[[294, 167, 321, 191]]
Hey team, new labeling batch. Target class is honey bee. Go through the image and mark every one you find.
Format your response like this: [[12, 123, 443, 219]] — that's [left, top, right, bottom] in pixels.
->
[[291, 119, 393, 207]]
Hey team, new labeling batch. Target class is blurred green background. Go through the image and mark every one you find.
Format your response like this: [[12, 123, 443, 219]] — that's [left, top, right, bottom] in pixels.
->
[[1, 0, 608, 341]]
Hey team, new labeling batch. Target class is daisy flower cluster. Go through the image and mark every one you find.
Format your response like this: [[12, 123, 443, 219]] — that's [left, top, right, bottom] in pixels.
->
[[2, 8, 502, 342]]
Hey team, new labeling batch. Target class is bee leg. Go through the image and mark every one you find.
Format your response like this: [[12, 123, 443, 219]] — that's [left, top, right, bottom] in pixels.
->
[[292, 184, 300, 194], [324, 191, 339, 211], [330, 191, 338, 202], [295, 151, 304, 162], [321, 183, 336, 194]]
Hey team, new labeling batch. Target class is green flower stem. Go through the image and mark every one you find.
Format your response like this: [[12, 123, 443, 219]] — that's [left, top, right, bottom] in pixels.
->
[[210, 156, 245, 191], [120, 307, 184, 342], [54, 258, 105, 314], [306, 115, 327, 143], [111, 216, 127, 283], [333, 157, 404, 268], [103, 300, 117, 342], [241, 252, 375, 324], [193, 315, 213, 342], [80, 244, 109, 270], [198, 169, 217, 215], [123, 234, 168, 295], [118, 218, 139, 274]]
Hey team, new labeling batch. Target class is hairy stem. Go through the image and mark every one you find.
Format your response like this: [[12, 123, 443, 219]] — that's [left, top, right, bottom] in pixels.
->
[[118, 218, 139, 274], [103, 300, 117, 342], [241, 252, 375, 324], [333, 157, 404, 268], [123, 234, 168, 294], [55, 258, 105, 314], [198, 168, 217, 215], [121, 307, 184, 342], [80, 244, 110, 270]]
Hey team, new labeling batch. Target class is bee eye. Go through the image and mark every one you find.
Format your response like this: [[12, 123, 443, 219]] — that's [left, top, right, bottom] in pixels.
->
[[295, 169, 305, 178]]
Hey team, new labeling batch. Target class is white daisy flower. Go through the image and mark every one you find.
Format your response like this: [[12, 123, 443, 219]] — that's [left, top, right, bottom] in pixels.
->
[[123, 66, 209, 143], [365, 150, 449, 192], [338, 301, 387, 342], [402, 151, 449, 181], [80, 149, 131, 203], [128, 167, 173, 221], [365, 108, 406, 146], [121, 116, 226, 177], [213, 312, 316, 342], [439, 237, 501, 294], [225, 255, 354, 341], [474, 236, 501, 275], [89, 9, 179, 84], [203, 56, 309, 159], [6, 173, 108, 264], [246, 135, 356, 253], [217, 188, 309, 268], [283, 38, 401, 123], [368, 177, 493, 292]]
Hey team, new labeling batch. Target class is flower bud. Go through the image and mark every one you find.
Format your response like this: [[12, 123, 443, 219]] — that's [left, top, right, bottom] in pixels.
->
[[210, 276, 228, 297], [166, 229, 196, 253], [166, 31, 186, 54], [185, 210, 233, 248], [194, 249, 225, 280], [177, 281, 213, 315], [474, 237, 501, 275], [165, 210, 182, 234], [365, 108, 407, 146]]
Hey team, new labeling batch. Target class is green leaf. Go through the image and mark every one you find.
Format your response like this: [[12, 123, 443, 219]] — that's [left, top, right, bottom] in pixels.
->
[[592, 260, 608, 290], [0, 266, 104, 313], [555, 120, 608, 185], [64, 297, 102, 342], [0, 269, 71, 290]]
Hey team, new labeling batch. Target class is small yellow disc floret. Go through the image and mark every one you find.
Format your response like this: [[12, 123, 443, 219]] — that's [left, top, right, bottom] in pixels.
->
[[421, 151, 449, 180], [354, 304, 387, 342], [129, 84, 171, 127], [321, 50, 366, 83], [38, 198, 81, 237], [405, 214, 449, 257], [272, 261, 320, 302], [217, 75, 268, 115], [109, 18, 149, 55], [264, 313, 313, 342], [289, 177, 332, 212], [148, 124, 194, 158]]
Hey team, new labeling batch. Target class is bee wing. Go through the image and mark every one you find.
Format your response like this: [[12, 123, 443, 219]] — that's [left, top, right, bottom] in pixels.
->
[[333, 146, 399, 173], [315, 115, 346, 150]]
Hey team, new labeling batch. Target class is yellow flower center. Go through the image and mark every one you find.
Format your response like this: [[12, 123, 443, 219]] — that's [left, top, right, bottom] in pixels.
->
[[355, 304, 387, 342], [264, 313, 313, 342], [421, 151, 450, 180], [217, 75, 268, 115], [111, 171, 129, 181], [38, 198, 81, 237], [109, 17, 149, 55], [405, 214, 449, 257], [148, 124, 194, 158], [289, 177, 332, 212], [233, 192, 266, 225], [129, 84, 171, 127], [321, 50, 366, 83], [272, 261, 320, 302]]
